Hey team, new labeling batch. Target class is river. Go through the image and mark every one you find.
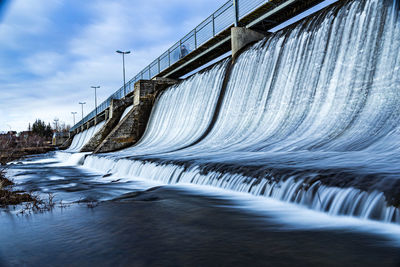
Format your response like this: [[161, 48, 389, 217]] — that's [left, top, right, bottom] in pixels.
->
[[1, 152, 399, 266]]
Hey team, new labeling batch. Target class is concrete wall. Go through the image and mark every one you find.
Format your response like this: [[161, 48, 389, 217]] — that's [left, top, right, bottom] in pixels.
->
[[80, 97, 133, 152], [133, 78, 177, 106], [58, 136, 72, 149], [94, 79, 177, 153], [231, 27, 265, 61], [94, 97, 153, 153]]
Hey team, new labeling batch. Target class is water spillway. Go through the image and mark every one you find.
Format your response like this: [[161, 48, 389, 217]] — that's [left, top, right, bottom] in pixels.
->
[[114, 60, 229, 157], [85, 0, 400, 224], [67, 121, 105, 152]]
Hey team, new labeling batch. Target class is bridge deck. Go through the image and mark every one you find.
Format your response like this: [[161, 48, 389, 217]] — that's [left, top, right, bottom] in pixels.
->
[[160, 0, 327, 79]]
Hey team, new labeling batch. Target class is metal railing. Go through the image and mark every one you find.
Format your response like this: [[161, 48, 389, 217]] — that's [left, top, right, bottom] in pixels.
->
[[71, 0, 271, 132]]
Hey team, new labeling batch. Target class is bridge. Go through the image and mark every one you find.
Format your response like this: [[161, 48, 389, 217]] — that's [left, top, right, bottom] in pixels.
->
[[70, 0, 328, 133]]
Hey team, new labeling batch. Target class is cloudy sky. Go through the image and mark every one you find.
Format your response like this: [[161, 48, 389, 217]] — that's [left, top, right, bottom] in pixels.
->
[[0, 0, 336, 132], [0, 0, 227, 131]]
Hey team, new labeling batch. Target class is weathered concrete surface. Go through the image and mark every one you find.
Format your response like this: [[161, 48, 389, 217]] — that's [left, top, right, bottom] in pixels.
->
[[80, 97, 133, 152], [94, 79, 177, 153], [59, 136, 73, 150], [94, 97, 153, 153], [134, 78, 177, 106], [231, 27, 265, 61]]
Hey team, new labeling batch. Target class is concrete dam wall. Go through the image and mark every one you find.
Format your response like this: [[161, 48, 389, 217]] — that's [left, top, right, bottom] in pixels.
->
[[71, 0, 400, 224]]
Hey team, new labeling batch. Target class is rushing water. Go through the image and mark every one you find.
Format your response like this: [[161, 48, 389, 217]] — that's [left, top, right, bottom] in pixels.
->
[[119, 105, 133, 122], [80, 0, 400, 225], [116, 60, 228, 157], [2, 0, 400, 264], [2, 152, 400, 266], [67, 121, 105, 152]]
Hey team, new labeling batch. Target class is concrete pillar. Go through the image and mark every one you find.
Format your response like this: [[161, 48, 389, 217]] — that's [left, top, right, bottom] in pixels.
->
[[109, 99, 125, 119], [231, 27, 265, 61], [134, 78, 177, 106], [105, 109, 109, 121], [80, 97, 133, 152], [94, 78, 177, 153], [94, 98, 153, 153]]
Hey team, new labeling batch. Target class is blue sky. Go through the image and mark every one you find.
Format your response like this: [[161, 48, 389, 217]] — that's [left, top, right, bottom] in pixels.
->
[[0, 0, 227, 131], [0, 0, 336, 132]]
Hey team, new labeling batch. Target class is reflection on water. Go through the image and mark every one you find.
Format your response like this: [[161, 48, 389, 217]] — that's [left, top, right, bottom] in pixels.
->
[[0, 153, 399, 266]]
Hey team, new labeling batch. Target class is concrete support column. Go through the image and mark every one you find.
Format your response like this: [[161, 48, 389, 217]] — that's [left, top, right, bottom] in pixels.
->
[[109, 99, 125, 119], [105, 109, 109, 121], [94, 78, 177, 153], [231, 27, 265, 61], [134, 78, 177, 106], [80, 96, 133, 152]]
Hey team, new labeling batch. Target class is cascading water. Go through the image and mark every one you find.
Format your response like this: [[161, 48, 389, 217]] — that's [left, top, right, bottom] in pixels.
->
[[112, 60, 229, 157], [85, 0, 400, 224], [119, 105, 133, 123], [67, 121, 105, 152]]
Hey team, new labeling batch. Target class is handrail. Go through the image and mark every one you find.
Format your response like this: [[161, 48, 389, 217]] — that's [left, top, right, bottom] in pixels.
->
[[70, 0, 271, 132]]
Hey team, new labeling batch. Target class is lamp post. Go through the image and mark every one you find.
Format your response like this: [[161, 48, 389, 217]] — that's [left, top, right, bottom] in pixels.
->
[[79, 102, 86, 120], [54, 118, 59, 132], [71, 112, 77, 125], [116, 50, 131, 97], [233, 0, 239, 27], [91, 86, 100, 118]]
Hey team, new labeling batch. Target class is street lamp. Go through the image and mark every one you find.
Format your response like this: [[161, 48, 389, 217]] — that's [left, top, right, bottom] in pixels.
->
[[116, 50, 131, 97], [233, 0, 239, 27], [71, 112, 77, 125], [91, 86, 100, 118], [79, 102, 86, 120], [54, 118, 59, 132]]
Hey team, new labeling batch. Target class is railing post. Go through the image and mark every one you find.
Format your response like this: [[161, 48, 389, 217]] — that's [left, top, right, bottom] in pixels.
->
[[212, 14, 215, 36], [194, 30, 197, 49], [233, 0, 239, 27], [168, 49, 171, 66], [158, 58, 160, 73], [179, 40, 182, 59]]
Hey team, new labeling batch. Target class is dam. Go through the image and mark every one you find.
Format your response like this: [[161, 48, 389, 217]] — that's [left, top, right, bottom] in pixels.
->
[[62, 0, 400, 224], [3, 0, 400, 264]]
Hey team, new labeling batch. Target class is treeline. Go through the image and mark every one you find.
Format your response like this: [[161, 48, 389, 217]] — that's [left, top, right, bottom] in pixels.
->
[[28, 119, 70, 138], [30, 119, 53, 138], [0, 118, 70, 153], [0, 118, 64, 162]]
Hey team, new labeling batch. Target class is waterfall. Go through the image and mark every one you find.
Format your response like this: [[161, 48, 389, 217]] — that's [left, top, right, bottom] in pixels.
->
[[119, 105, 134, 123], [84, 0, 400, 224], [113, 60, 229, 157], [67, 121, 105, 152]]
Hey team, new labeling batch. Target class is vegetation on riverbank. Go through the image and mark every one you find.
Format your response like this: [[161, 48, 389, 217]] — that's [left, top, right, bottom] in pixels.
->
[[0, 166, 58, 212], [0, 123, 56, 207], [0, 171, 34, 206]]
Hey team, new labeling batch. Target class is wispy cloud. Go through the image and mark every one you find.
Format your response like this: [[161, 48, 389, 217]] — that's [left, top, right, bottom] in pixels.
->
[[0, 0, 225, 131]]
